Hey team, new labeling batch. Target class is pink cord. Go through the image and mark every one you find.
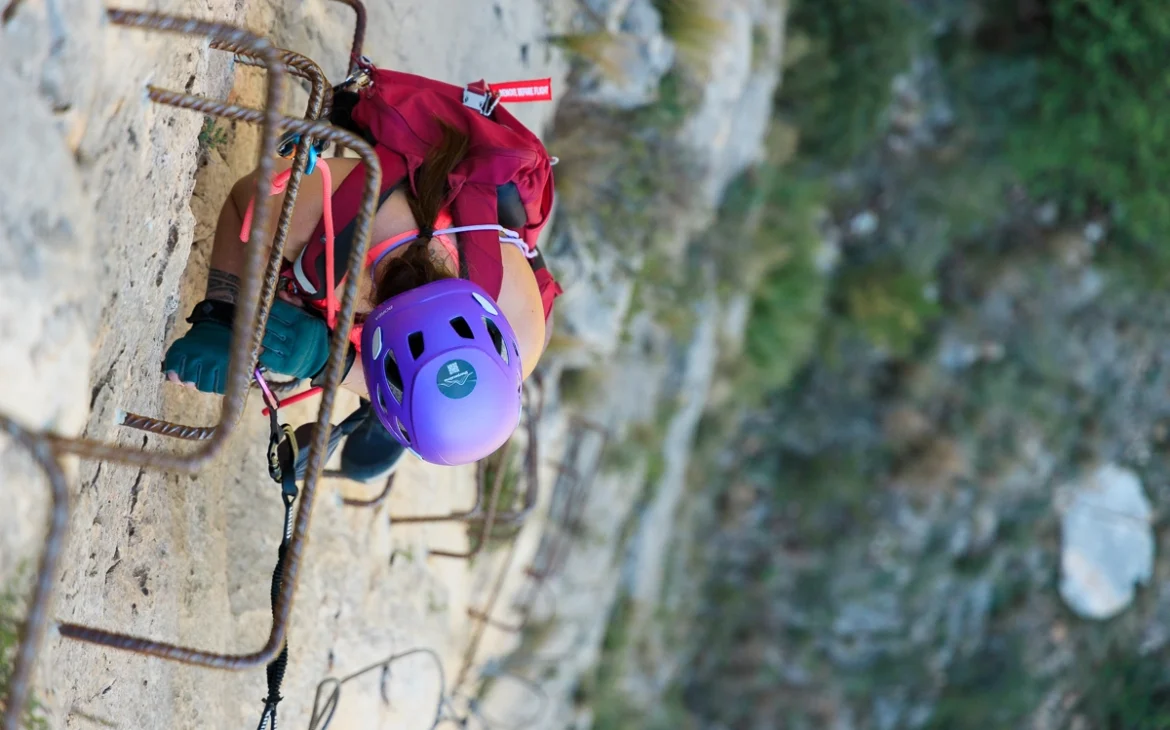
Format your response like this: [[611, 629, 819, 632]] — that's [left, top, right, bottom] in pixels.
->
[[260, 386, 323, 416], [239, 168, 293, 243], [318, 160, 337, 330]]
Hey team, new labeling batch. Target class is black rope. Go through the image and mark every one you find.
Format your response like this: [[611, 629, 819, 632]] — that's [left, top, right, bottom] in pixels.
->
[[256, 382, 300, 730], [256, 489, 296, 730]]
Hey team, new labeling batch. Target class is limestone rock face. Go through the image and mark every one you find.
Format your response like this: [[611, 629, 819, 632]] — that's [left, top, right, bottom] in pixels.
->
[[1, 2, 571, 728]]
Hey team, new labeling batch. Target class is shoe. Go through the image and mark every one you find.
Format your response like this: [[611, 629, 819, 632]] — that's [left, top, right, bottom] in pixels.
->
[[289, 401, 370, 481], [339, 401, 406, 482]]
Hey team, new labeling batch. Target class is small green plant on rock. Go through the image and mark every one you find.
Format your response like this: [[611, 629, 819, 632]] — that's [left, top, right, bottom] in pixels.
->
[[471, 445, 525, 548], [0, 575, 49, 730], [197, 117, 229, 153]]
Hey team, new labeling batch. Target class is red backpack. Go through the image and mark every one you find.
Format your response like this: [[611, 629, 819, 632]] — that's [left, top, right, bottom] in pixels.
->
[[280, 65, 563, 321]]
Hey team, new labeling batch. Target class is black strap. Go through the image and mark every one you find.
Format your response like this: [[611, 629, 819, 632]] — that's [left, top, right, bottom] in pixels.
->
[[308, 183, 400, 302], [257, 417, 300, 730], [186, 298, 237, 328]]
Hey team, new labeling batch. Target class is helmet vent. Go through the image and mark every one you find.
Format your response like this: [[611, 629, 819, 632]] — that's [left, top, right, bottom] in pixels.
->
[[472, 291, 499, 315], [484, 317, 509, 364], [396, 418, 411, 445], [383, 351, 404, 403], [450, 316, 475, 340], [408, 331, 426, 360], [370, 326, 383, 359]]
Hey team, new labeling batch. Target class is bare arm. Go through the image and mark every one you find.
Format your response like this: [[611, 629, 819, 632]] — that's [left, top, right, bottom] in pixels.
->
[[204, 160, 298, 303], [496, 246, 546, 380], [203, 190, 248, 304]]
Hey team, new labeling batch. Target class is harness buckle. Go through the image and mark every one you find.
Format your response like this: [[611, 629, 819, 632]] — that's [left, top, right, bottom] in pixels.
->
[[463, 81, 500, 117], [337, 58, 373, 94], [339, 68, 371, 92]]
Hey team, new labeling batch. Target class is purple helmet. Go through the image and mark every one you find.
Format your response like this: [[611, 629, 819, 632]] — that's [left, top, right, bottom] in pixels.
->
[[360, 278, 524, 465]]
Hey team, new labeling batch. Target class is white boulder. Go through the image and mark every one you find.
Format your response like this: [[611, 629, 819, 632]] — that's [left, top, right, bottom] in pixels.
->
[[1059, 464, 1155, 620]]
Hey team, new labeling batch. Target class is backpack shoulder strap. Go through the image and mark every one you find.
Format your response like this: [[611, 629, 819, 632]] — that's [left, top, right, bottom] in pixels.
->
[[450, 181, 505, 293], [297, 143, 405, 302]]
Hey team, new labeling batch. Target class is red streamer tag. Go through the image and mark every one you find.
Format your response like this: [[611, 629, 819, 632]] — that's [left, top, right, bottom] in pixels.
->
[[491, 78, 554, 103]]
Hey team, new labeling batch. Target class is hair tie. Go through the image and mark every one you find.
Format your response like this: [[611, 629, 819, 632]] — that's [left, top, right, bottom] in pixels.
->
[[417, 225, 435, 241]]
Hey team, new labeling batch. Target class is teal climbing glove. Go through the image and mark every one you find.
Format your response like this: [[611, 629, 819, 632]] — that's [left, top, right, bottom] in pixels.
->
[[163, 298, 330, 394], [257, 298, 331, 379], [162, 319, 233, 394]]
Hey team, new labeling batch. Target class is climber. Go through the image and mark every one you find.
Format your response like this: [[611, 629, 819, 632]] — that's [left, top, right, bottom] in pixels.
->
[[160, 63, 562, 479]]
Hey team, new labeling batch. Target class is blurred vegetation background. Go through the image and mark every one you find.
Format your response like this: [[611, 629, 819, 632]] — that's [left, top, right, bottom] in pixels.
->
[[548, 0, 1170, 727], [679, 0, 1170, 727]]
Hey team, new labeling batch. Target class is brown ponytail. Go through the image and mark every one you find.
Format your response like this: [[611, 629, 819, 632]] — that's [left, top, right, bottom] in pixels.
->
[[373, 121, 470, 305]]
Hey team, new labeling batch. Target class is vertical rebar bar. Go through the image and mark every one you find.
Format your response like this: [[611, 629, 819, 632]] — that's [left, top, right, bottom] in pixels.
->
[[56, 104, 383, 668], [41, 9, 285, 473], [329, 0, 367, 76], [0, 418, 70, 730]]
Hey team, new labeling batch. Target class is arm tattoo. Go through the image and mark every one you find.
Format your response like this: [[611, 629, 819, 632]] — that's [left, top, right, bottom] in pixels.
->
[[205, 268, 242, 304]]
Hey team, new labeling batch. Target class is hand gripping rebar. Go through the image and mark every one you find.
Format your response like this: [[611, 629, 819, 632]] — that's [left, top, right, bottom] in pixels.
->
[[5, 5, 381, 677], [116, 43, 330, 441], [31, 10, 284, 472]]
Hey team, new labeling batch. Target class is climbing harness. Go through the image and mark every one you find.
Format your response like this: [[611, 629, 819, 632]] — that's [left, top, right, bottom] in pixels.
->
[[253, 369, 301, 730]]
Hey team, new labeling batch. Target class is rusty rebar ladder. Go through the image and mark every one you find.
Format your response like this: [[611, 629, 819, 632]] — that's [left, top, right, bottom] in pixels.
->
[[1, 6, 376, 729], [454, 415, 611, 696], [464, 415, 610, 635]]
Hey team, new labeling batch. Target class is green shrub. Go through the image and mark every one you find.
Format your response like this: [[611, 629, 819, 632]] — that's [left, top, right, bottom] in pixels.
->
[[940, 0, 1170, 263], [715, 166, 829, 396], [1074, 648, 1170, 730], [837, 263, 940, 358], [925, 634, 1043, 730], [651, 0, 728, 76], [1015, 1, 1170, 242], [776, 0, 920, 163], [740, 254, 826, 395]]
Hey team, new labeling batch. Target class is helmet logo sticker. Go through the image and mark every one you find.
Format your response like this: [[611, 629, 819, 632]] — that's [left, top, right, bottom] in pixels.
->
[[437, 359, 477, 399]]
